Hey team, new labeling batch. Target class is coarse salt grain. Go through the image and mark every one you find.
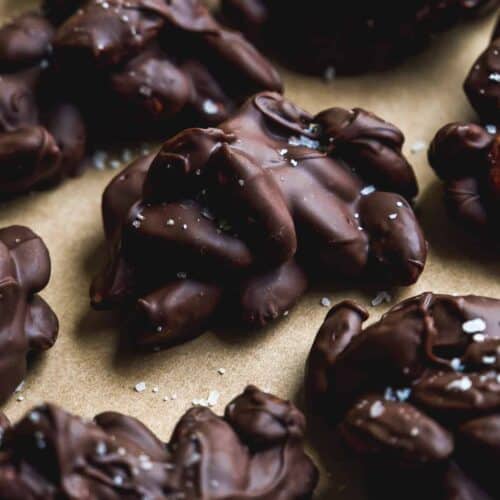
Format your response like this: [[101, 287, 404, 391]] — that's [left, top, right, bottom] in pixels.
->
[[482, 355, 496, 365], [410, 141, 427, 154], [369, 401, 385, 418], [447, 376, 472, 391], [371, 291, 392, 307], [134, 382, 147, 393], [320, 297, 331, 308], [360, 185, 376, 196], [462, 318, 486, 334]]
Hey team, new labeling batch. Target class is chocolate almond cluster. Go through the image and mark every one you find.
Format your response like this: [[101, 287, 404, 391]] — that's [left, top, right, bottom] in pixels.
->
[[428, 122, 499, 234], [0, 12, 87, 196], [91, 92, 427, 349], [306, 294, 500, 499], [44, 0, 282, 140], [465, 15, 500, 124], [0, 0, 281, 196], [0, 386, 318, 499], [0, 226, 58, 403], [219, 0, 499, 75]]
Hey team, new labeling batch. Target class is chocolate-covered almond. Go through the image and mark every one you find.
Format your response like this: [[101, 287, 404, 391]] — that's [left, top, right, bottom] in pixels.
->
[[341, 395, 454, 465], [0, 387, 318, 499], [465, 16, 500, 124], [306, 293, 500, 498], [92, 92, 426, 350], [429, 122, 500, 236]]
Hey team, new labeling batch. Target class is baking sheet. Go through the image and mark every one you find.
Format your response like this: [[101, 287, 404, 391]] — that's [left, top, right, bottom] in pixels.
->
[[1, 2, 499, 498]]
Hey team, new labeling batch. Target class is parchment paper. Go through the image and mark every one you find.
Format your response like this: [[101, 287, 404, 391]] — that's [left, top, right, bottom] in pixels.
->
[[1, 1, 499, 498]]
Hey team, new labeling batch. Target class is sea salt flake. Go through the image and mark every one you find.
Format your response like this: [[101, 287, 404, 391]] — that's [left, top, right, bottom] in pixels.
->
[[360, 185, 376, 196], [96, 441, 107, 456], [207, 390, 220, 407], [93, 151, 107, 170], [447, 376, 472, 391], [451, 358, 464, 371], [482, 355, 496, 365], [324, 66, 336, 82], [462, 318, 486, 334], [288, 135, 320, 150], [139, 85, 152, 97], [410, 141, 427, 154], [320, 297, 332, 308], [203, 99, 218, 115], [217, 368, 226, 375], [134, 382, 147, 393], [388, 213, 398, 220], [369, 401, 385, 418], [489, 72, 500, 83], [371, 291, 392, 307], [486, 124, 497, 135]]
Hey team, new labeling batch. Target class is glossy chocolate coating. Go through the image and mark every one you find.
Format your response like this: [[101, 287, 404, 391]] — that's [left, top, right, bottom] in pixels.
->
[[220, 0, 499, 75], [464, 15, 500, 124], [0, 386, 318, 499], [0, 12, 87, 196], [0, 225, 58, 403], [47, 0, 282, 139], [306, 293, 500, 498], [428, 122, 500, 234], [91, 92, 426, 350]]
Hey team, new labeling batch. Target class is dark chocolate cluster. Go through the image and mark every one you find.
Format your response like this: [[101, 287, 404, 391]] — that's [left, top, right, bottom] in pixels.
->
[[306, 293, 500, 499], [44, 0, 282, 140], [0, 386, 318, 499], [0, 12, 87, 196], [91, 91, 427, 349], [0, 225, 58, 403], [219, 0, 499, 75], [0, 1, 281, 196], [428, 121, 500, 234], [465, 15, 500, 124]]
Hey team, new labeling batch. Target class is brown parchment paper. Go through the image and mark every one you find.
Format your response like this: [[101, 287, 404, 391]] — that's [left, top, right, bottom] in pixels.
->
[[1, 1, 500, 498]]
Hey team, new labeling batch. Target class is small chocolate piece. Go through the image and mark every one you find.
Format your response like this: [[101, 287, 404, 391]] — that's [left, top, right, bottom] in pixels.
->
[[0, 386, 318, 499], [220, 0, 499, 75], [306, 293, 500, 498], [0, 11, 88, 196], [0, 226, 58, 403], [465, 15, 500, 124], [428, 122, 500, 234], [47, 0, 282, 139], [91, 92, 426, 350]]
